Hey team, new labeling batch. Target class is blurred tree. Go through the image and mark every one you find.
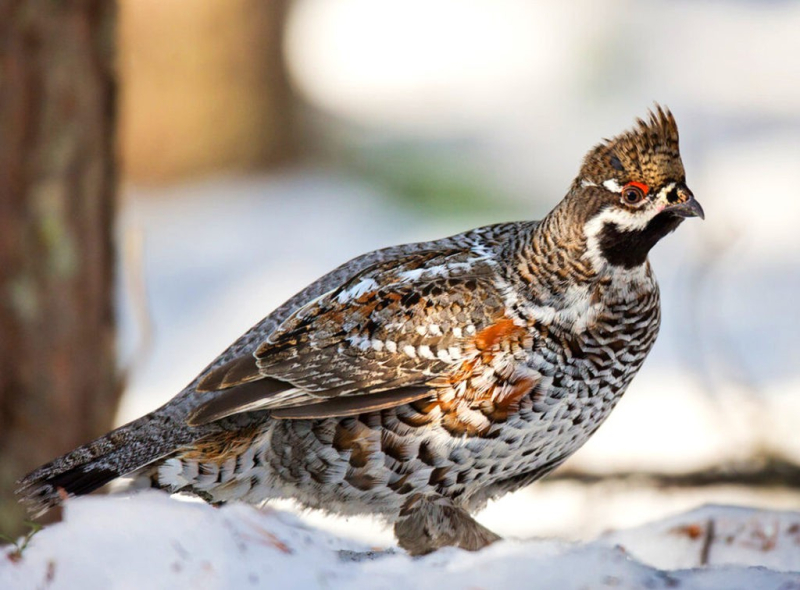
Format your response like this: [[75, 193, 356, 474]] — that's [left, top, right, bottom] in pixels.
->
[[0, 1, 118, 536], [119, 0, 297, 183]]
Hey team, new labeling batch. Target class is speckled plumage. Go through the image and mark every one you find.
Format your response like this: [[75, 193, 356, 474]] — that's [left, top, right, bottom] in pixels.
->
[[18, 106, 703, 555]]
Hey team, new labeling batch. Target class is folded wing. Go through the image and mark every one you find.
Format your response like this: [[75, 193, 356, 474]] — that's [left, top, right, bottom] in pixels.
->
[[187, 249, 505, 425]]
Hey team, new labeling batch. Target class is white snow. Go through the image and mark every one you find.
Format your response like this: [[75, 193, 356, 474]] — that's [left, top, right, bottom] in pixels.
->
[[601, 504, 800, 573], [2, 493, 799, 589]]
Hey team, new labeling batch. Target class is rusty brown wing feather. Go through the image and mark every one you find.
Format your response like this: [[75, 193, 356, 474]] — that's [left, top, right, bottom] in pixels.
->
[[186, 250, 506, 425]]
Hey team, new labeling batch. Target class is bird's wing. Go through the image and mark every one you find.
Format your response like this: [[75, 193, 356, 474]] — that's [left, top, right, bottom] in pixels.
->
[[186, 248, 509, 425]]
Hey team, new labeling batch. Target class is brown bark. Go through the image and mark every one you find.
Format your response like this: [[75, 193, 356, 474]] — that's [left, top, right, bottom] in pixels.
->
[[0, 0, 118, 536]]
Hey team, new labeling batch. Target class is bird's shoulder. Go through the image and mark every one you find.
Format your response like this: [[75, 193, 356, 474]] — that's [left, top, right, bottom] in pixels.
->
[[257, 226, 520, 362]]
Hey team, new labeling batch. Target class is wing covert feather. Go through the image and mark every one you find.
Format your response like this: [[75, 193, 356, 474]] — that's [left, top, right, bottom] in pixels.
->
[[188, 248, 507, 424]]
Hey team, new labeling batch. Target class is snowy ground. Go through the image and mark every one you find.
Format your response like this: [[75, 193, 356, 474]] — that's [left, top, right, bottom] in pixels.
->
[[2, 493, 799, 589]]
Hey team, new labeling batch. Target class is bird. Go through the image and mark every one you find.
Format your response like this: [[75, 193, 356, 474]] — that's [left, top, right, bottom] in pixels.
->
[[18, 106, 703, 555]]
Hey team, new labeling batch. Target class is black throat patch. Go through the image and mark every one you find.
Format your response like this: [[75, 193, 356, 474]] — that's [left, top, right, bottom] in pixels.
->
[[598, 213, 684, 268]]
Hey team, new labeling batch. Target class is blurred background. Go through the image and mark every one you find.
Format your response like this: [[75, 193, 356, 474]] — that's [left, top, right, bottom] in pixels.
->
[[2, 0, 799, 542]]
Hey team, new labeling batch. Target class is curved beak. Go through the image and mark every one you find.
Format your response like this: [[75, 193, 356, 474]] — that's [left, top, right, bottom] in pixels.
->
[[664, 184, 704, 220]]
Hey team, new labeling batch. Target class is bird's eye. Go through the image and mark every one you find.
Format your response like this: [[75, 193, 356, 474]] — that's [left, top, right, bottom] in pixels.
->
[[622, 182, 648, 205]]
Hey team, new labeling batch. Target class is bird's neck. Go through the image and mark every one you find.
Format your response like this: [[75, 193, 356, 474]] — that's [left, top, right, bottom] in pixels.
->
[[505, 198, 656, 314]]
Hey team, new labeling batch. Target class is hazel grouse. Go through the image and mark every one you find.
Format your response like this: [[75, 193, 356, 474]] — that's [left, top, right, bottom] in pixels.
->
[[19, 106, 703, 555]]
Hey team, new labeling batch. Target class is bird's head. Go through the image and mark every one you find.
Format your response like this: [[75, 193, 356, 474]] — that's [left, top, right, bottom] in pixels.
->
[[573, 106, 703, 270]]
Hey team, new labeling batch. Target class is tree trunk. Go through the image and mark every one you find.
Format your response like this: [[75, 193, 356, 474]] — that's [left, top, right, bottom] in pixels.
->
[[0, 0, 118, 536]]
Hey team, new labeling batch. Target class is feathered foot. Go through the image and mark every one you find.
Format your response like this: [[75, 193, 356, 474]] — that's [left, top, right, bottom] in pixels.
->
[[394, 493, 501, 556]]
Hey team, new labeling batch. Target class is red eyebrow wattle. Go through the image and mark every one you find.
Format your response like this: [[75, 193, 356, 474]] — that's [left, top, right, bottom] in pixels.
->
[[625, 181, 650, 194]]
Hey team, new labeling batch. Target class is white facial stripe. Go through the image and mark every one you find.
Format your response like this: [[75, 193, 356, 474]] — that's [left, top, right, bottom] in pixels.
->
[[655, 182, 676, 202], [586, 206, 658, 234], [602, 179, 623, 193], [582, 206, 662, 272]]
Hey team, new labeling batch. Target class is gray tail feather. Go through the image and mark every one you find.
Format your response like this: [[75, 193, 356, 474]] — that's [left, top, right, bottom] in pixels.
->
[[15, 411, 197, 517], [16, 463, 123, 517]]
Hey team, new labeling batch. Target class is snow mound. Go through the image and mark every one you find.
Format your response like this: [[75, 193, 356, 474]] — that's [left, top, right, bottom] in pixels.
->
[[602, 504, 800, 573], [2, 492, 799, 589]]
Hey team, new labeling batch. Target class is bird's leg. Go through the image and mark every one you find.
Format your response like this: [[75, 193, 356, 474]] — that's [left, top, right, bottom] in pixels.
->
[[394, 493, 502, 556]]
